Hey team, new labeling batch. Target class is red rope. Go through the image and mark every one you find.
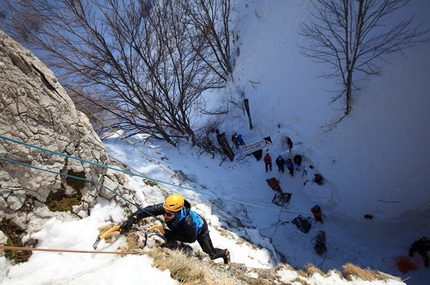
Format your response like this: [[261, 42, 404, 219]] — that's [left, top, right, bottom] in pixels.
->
[[0, 245, 137, 255]]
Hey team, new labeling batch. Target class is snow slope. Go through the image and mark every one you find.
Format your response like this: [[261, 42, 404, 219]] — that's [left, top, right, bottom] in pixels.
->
[[222, 0, 430, 221], [1, 1, 430, 285]]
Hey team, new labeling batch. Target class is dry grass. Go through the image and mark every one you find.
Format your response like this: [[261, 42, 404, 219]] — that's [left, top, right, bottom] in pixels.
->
[[113, 231, 399, 285], [149, 247, 208, 284], [342, 263, 389, 281], [290, 277, 309, 285], [305, 263, 326, 277]]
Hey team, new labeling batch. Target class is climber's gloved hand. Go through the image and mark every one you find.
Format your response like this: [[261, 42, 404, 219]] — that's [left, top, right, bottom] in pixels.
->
[[164, 229, 177, 241], [120, 216, 137, 233]]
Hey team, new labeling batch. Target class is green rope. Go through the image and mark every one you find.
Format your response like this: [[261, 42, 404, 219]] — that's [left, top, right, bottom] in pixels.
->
[[0, 155, 166, 224], [0, 134, 292, 214]]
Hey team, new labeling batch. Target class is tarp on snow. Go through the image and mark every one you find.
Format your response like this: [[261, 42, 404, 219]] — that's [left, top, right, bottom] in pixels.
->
[[272, 192, 292, 207], [292, 215, 312, 233]]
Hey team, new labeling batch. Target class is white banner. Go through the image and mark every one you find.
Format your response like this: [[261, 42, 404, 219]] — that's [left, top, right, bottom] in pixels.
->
[[241, 137, 272, 154]]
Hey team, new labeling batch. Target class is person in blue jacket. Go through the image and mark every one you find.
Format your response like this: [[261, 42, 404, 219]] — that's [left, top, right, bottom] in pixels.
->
[[120, 193, 230, 265], [275, 155, 285, 173], [237, 134, 245, 146], [285, 158, 294, 177]]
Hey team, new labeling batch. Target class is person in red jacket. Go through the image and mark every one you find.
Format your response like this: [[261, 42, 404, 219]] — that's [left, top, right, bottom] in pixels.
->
[[311, 204, 323, 224], [263, 152, 272, 172]]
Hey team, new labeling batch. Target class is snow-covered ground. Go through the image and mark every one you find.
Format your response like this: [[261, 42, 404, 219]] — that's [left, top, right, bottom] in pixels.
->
[[1, 0, 430, 284]]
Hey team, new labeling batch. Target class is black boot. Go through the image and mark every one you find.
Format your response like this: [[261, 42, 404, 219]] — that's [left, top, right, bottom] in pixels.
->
[[223, 249, 231, 266]]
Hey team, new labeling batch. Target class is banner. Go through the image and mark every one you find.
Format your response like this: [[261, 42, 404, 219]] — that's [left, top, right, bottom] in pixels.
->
[[241, 136, 272, 154]]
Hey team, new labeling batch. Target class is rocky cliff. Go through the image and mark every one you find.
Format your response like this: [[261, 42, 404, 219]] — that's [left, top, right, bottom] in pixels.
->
[[0, 29, 134, 261]]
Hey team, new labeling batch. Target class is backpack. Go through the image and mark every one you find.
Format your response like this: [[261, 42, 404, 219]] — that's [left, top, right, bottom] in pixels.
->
[[292, 215, 312, 233], [313, 174, 323, 185], [266, 177, 281, 192]]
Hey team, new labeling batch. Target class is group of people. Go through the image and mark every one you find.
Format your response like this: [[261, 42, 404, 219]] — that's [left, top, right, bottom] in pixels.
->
[[263, 153, 302, 177]]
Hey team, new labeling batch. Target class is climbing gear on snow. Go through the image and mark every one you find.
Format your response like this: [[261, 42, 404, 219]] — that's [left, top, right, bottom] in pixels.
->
[[389, 256, 420, 273], [272, 192, 292, 207], [312, 231, 327, 256], [312, 174, 324, 185], [292, 215, 312, 233], [93, 225, 120, 249]]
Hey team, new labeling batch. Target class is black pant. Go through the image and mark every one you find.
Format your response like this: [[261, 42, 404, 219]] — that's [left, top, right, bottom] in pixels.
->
[[197, 220, 226, 260], [314, 215, 323, 223], [410, 246, 429, 266]]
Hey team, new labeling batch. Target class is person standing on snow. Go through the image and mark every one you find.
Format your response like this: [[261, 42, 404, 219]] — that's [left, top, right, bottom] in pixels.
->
[[275, 155, 285, 173], [231, 132, 239, 148], [293, 154, 302, 171], [286, 137, 293, 152], [409, 236, 430, 267], [285, 158, 294, 177], [264, 152, 272, 172], [120, 193, 231, 266], [237, 134, 245, 146], [311, 204, 323, 224]]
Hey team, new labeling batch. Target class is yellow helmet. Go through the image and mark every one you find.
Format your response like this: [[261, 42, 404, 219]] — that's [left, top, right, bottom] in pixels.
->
[[163, 194, 184, 212]]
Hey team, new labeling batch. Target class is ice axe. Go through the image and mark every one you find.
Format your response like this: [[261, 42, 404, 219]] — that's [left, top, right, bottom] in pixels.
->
[[149, 224, 165, 234], [93, 225, 120, 250]]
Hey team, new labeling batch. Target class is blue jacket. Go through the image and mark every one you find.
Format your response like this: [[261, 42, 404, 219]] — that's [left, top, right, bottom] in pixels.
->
[[285, 160, 294, 169], [237, 134, 243, 143], [134, 200, 205, 243]]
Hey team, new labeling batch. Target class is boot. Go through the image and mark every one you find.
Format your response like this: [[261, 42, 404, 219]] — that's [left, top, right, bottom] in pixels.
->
[[223, 249, 231, 266]]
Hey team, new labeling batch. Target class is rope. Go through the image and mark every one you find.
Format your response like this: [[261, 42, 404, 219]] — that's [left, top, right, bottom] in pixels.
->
[[0, 245, 273, 273], [311, 231, 327, 268], [0, 155, 165, 225], [0, 245, 137, 255], [0, 135, 302, 215], [69, 95, 309, 225], [68, 95, 258, 225], [268, 206, 285, 238]]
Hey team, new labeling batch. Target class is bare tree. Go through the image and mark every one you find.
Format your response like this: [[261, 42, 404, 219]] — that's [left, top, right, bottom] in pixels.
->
[[2, 0, 232, 146], [182, 0, 233, 81], [299, 0, 429, 119]]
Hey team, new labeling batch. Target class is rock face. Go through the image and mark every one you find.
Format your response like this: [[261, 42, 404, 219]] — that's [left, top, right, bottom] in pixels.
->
[[0, 29, 133, 242]]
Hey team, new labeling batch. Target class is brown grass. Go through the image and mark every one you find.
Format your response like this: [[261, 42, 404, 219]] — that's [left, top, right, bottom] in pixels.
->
[[342, 263, 389, 281], [149, 247, 208, 284], [305, 263, 326, 277]]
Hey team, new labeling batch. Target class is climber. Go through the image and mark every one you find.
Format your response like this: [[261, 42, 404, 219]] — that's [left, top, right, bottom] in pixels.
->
[[120, 193, 230, 266]]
